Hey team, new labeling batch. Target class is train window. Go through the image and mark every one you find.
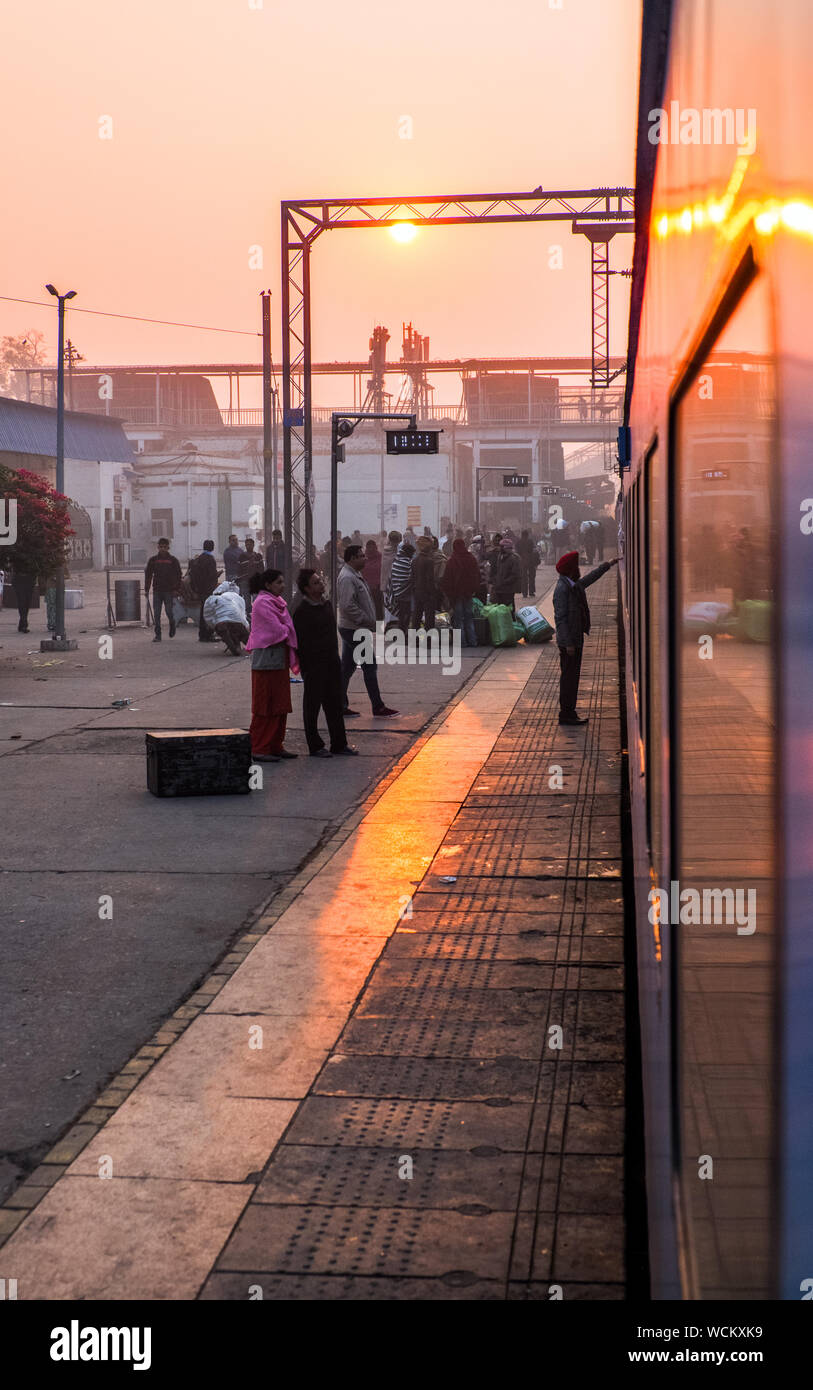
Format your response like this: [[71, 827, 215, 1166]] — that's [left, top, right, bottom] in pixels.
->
[[671, 271, 777, 1299]]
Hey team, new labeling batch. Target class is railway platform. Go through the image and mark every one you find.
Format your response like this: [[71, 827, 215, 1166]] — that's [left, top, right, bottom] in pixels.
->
[[0, 575, 628, 1301]]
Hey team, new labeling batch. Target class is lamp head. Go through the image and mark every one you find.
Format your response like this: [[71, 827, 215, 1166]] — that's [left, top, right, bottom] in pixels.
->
[[65, 290, 77, 300], [45, 284, 57, 296]]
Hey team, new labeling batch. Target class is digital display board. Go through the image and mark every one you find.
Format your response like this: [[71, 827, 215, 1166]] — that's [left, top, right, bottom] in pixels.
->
[[386, 430, 440, 454]]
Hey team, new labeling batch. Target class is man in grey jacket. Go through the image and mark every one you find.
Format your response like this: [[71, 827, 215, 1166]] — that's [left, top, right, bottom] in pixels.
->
[[553, 549, 618, 725], [336, 545, 398, 717]]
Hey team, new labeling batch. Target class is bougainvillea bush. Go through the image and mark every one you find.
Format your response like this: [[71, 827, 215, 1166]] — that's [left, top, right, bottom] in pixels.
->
[[0, 465, 74, 578]]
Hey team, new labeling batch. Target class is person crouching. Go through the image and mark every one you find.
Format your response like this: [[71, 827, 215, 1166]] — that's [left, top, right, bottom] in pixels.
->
[[203, 580, 250, 655], [245, 569, 300, 762]]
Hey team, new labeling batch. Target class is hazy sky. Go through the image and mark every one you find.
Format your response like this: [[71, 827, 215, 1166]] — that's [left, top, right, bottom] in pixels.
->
[[1, 0, 640, 401]]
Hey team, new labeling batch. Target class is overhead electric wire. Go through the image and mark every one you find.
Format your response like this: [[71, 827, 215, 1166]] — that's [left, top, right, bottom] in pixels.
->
[[0, 295, 260, 337]]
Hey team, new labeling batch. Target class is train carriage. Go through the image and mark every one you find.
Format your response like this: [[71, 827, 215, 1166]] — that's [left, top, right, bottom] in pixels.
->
[[623, 0, 813, 1299]]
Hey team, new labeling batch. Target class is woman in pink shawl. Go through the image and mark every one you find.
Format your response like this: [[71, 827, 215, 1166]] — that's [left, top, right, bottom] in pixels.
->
[[246, 569, 300, 761]]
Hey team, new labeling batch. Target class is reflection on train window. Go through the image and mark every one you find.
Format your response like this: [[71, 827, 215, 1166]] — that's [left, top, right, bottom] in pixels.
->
[[674, 275, 776, 1299]]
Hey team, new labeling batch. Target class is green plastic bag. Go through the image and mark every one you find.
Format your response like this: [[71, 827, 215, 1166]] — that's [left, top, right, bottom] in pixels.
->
[[481, 603, 517, 647], [471, 596, 485, 618], [512, 620, 525, 642]]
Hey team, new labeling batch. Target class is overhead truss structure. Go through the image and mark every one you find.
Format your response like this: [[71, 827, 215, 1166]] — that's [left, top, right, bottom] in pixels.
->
[[281, 187, 634, 568]]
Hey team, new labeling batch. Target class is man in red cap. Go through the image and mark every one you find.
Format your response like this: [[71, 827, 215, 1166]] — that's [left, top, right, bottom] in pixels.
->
[[553, 549, 618, 725]]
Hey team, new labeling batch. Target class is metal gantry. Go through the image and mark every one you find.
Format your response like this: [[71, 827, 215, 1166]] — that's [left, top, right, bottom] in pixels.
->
[[281, 187, 634, 568]]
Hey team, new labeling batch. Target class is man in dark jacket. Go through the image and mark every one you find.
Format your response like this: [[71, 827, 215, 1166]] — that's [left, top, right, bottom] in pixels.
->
[[293, 569, 357, 757], [223, 534, 245, 582], [266, 530, 286, 572], [189, 539, 220, 642], [145, 538, 183, 641], [412, 536, 437, 630], [517, 530, 540, 598], [442, 537, 480, 645], [492, 538, 522, 615], [238, 537, 265, 619], [553, 550, 618, 725]]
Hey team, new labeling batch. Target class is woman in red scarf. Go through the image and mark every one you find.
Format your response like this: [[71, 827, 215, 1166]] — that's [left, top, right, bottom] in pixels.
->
[[246, 569, 300, 762]]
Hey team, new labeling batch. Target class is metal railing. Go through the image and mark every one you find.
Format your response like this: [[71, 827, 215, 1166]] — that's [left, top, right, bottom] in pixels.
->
[[74, 388, 625, 433]]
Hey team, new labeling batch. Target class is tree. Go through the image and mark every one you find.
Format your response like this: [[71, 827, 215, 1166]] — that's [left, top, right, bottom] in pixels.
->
[[0, 465, 74, 579], [0, 331, 48, 399]]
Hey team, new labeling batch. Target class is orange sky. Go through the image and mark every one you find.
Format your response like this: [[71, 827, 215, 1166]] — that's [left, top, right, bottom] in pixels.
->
[[1, 0, 641, 402]]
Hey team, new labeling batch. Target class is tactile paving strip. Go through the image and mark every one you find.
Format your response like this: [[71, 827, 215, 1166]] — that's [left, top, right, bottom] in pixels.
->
[[206, 580, 626, 1299]]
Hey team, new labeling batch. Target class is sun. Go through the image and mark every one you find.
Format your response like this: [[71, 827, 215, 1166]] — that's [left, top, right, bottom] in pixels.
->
[[389, 221, 417, 244]]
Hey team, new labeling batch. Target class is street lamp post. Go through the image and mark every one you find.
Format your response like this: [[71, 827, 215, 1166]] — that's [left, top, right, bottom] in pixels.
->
[[42, 284, 78, 653]]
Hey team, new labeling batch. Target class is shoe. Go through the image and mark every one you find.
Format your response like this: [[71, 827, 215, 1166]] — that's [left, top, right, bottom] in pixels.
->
[[310, 748, 333, 758], [252, 753, 280, 763], [153, 635, 161, 642], [18, 625, 29, 633], [169, 625, 176, 638], [343, 708, 361, 717], [332, 746, 359, 755], [559, 715, 588, 725], [373, 706, 399, 716], [275, 749, 298, 759]]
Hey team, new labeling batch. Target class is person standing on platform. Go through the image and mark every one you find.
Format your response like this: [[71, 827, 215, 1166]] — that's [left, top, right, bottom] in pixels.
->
[[266, 529, 286, 572], [238, 537, 264, 619], [145, 538, 182, 642], [363, 538, 384, 620], [412, 536, 437, 631], [380, 530, 402, 597], [491, 537, 522, 615], [223, 534, 245, 582], [595, 516, 606, 562], [189, 539, 220, 643], [293, 568, 357, 758], [442, 538, 480, 646], [553, 549, 617, 726], [517, 530, 539, 598], [9, 556, 37, 633], [245, 568, 299, 762], [386, 539, 415, 632], [337, 544, 398, 718]]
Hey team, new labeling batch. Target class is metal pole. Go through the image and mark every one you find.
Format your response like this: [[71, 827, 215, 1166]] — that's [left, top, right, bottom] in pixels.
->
[[302, 241, 313, 567], [261, 290, 273, 555], [330, 417, 339, 609], [281, 207, 294, 599], [379, 429, 385, 542], [55, 297, 66, 641], [272, 388, 279, 533]]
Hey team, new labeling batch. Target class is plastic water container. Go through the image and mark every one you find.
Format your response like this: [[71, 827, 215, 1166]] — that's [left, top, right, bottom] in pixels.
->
[[64, 589, 84, 610]]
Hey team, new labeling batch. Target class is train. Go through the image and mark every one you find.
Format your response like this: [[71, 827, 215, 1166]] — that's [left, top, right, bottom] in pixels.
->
[[621, 0, 813, 1299]]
